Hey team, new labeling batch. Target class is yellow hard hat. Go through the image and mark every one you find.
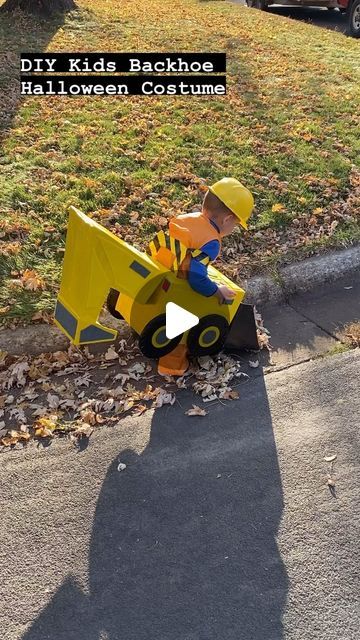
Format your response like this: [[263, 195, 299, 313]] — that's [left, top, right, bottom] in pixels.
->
[[208, 177, 254, 230]]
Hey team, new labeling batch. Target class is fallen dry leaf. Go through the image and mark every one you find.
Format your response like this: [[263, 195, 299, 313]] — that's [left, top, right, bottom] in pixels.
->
[[185, 405, 208, 416], [154, 389, 176, 408], [73, 423, 94, 439], [5, 360, 30, 388], [9, 407, 26, 423], [271, 203, 285, 213], [34, 415, 58, 437], [80, 409, 97, 425], [257, 331, 270, 350], [0, 351, 8, 369], [197, 356, 214, 371], [0, 429, 31, 446], [20, 269, 44, 291], [74, 373, 92, 387], [104, 347, 119, 361], [219, 389, 239, 400], [34, 426, 54, 438], [0, 434, 17, 446], [133, 404, 147, 416], [123, 399, 134, 412], [47, 393, 60, 409], [102, 398, 115, 412], [343, 322, 360, 348]]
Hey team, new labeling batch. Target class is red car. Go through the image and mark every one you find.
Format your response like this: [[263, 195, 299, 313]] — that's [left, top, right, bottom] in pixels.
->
[[246, 0, 360, 37]]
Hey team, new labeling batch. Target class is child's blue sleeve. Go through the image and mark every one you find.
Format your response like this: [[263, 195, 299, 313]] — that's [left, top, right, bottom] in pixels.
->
[[188, 239, 220, 297]]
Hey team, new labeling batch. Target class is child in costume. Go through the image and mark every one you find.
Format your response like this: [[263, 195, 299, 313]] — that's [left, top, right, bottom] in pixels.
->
[[158, 177, 254, 375]]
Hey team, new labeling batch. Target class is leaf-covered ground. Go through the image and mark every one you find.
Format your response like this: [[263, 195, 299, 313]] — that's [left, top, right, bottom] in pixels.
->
[[0, 336, 256, 449], [0, 0, 359, 326], [0, 309, 271, 446]]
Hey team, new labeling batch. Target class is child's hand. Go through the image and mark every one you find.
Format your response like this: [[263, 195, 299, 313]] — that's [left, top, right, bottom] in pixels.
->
[[215, 285, 236, 303]]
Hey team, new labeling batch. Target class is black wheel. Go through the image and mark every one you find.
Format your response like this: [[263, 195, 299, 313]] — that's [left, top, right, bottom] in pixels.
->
[[106, 288, 123, 320], [348, 0, 360, 36], [246, 0, 268, 7], [255, 0, 269, 9], [187, 314, 230, 357], [138, 314, 183, 359]]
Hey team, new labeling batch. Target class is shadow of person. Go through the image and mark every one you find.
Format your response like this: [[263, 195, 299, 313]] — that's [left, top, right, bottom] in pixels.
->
[[0, 9, 66, 147], [22, 369, 288, 640]]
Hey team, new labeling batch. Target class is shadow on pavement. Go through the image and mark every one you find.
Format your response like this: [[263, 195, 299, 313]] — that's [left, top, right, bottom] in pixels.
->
[[21, 369, 288, 640]]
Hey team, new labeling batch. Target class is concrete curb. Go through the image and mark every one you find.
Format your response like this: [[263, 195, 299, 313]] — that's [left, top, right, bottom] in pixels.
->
[[1, 245, 359, 356], [244, 244, 360, 305]]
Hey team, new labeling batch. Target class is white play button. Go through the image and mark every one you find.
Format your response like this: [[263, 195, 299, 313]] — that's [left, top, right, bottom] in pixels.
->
[[165, 302, 199, 339]]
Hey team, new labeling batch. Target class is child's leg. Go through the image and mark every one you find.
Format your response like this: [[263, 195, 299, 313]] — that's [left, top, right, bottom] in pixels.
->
[[158, 343, 189, 376]]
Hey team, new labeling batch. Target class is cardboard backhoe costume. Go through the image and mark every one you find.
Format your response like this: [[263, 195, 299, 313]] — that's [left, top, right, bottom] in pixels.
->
[[54, 178, 259, 371], [152, 178, 255, 375]]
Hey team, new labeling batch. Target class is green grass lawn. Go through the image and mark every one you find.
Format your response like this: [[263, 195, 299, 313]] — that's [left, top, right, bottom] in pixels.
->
[[0, 0, 359, 326]]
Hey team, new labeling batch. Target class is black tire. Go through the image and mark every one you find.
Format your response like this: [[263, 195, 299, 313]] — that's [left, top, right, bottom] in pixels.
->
[[246, 0, 268, 8], [255, 0, 269, 9], [106, 288, 123, 320], [138, 314, 183, 359], [348, 0, 360, 36], [187, 314, 230, 358]]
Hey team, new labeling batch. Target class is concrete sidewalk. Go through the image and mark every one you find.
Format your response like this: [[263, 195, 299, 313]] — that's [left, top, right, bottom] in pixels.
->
[[252, 274, 359, 372]]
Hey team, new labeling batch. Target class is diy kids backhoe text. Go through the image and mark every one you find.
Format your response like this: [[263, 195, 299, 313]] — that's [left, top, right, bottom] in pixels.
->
[[54, 206, 258, 359]]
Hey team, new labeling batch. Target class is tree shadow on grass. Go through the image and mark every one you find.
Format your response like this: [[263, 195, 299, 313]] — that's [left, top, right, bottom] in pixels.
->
[[21, 369, 289, 640], [0, 7, 65, 149]]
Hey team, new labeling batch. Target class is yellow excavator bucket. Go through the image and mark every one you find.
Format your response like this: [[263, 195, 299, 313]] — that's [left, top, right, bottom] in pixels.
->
[[54, 206, 168, 345]]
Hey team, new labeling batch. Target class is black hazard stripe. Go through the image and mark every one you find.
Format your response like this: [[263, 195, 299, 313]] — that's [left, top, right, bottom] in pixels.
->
[[192, 249, 210, 265], [169, 236, 177, 270], [147, 231, 162, 256], [174, 239, 182, 265], [153, 233, 161, 251]]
